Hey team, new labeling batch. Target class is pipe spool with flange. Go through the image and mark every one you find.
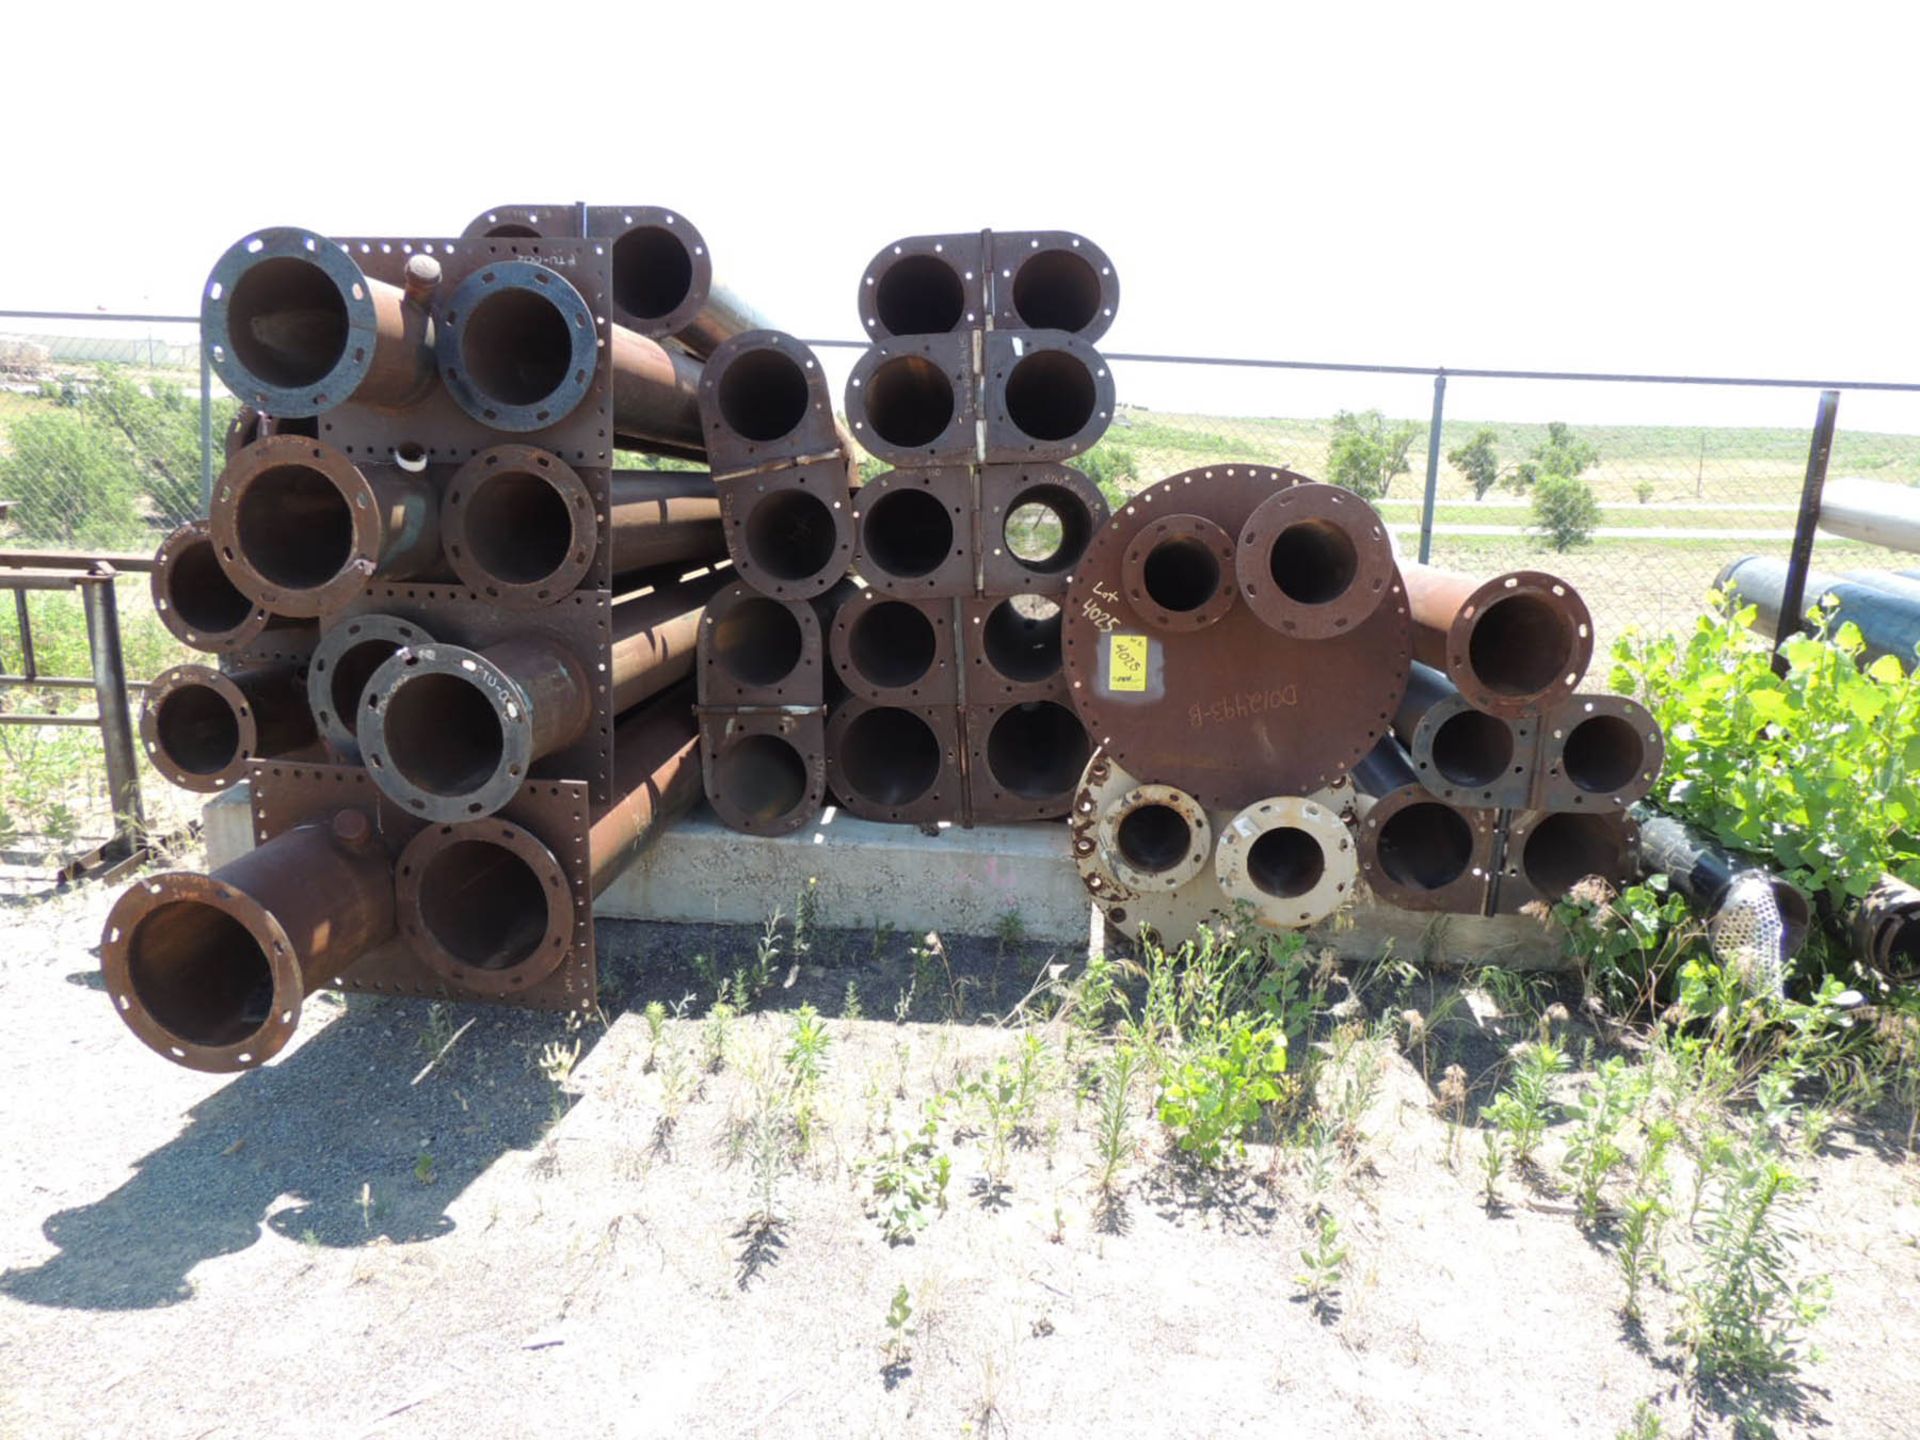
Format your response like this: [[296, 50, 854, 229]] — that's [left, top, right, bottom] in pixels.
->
[[1062, 465, 1412, 808], [1533, 693, 1664, 811], [718, 460, 857, 600], [980, 329, 1115, 463], [1351, 738, 1496, 914], [463, 204, 773, 360], [1492, 808, 1641, 915], [852, 468, 976, 597], [440, 446, 724, 605], [967, 698, 1094, 822], [100, 808, 396, 1073], [1718, 555, 1920, 669], [699, 577, 854, 707], [357, 571, 725, 820], [202, 227, 439, 418], [979, 463, 1109, 597], [1815, 475, 1920, 556], [1402, 564, 1594, 717], [1392, 660, 1538, 808], [829, 589, 960, 705], [1070, 747, 1358, 941], [845, 333, 978, 468], [857, 231, 1119, 343], [702, 707, 829, 837], [964, 594, 1070, 703], [1632, 806, 1811, 961], [152, 520, 312, 656], [307, 613, 433, 760], [141, 661, 318, 794], [698, 330, 850, 476], [1848, 875, 1920, 982], [209, 436, 441, 616], [824, 699, 964, 825]]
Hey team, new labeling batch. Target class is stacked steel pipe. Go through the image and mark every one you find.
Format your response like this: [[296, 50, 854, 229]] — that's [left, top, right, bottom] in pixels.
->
[[104, 207, 745, 1072], [1060, 467, 1663, 940], [816, 230, 1118, 826]]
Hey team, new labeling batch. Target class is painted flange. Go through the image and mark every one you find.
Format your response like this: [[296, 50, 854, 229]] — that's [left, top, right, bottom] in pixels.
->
[[201, 227, 381, 416], [1063, 465, 1412, 809], [441, 445, 598, 605], [1214, 793, 1360, 931], [1095, 782, 1214, 893], [306, 612, 432, 759], [396, 818, 576, 996], [1069, 748, 1237, 945], [436, 260, 598, 431]]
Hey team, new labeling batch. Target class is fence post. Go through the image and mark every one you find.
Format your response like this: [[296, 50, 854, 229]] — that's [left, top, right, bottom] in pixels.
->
[[199, 341, 214, 514], [1771, 389, 1840, 676], [80, 566, 144, 854], [1416, 371, 1447, 565]]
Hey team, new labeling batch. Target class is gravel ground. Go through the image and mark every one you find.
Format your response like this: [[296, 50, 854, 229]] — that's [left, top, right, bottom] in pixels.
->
[[2, 865, 1918, 1440]]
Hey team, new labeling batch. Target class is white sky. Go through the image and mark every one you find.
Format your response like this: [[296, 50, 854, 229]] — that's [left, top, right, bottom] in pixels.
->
[[5, 2, 1918, 431]]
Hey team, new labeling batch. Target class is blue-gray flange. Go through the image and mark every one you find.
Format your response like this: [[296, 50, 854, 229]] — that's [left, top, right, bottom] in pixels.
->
[[435, 260, 598, 432], [201, 227, 380, 417], [357, 643, 538, 822]]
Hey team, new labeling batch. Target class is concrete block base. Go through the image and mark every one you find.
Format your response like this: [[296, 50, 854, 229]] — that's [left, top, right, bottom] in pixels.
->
[[202, 786, 1561, 965]]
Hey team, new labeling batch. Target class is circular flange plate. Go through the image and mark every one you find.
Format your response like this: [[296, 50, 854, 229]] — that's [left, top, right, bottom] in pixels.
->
[[436, 260, 598, 431], [441, 445, 598, 605], [208, 435, 384, 617], [1069, 748, 1235, 945], [396, 818, 575, 996], [140, 663, 258, 793], [1214, 793, 1361, 931], [1064, 465, 1412, 809]]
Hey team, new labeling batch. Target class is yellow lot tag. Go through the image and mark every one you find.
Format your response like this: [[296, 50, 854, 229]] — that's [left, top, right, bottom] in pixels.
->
[[1108, 633, 1149, 693]]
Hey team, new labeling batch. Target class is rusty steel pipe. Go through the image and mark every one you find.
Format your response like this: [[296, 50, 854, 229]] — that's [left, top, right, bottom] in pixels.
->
[[223, 406, 318, 461], [698, 330, 847, 475], [1391, 659, 1533, 807], [357, 574, 722, 820], [1234, 481, 1396, 639], [589, 691, 703, 895], [203, 228, 437, 417], [440, 445, 722, 604], [609, 323, 706, 454], [141, 661, 317, 793], [1402, 565, 1593, 717], [1352, 737, 1493, 912], [209, 436, 440, 616], [603, 207, 770, 359], [151, 520, 309, 655], [100, 809, 396, 1072]]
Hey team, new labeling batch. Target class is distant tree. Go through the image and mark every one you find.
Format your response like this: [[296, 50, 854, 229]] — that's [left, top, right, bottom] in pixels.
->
[[1531, 472, 1601, 551], [81, 369, 212, 529], [1509, 420, 1599, 492], [1447, 428, 1504, 500], [0, 408, 148, 547], [1325, 409, 1419, 500]]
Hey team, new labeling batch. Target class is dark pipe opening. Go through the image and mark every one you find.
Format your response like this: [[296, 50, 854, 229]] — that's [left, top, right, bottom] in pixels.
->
[[864, 356, 955, 448], [1010, 249, 1103, 334], [864, 487, 954, 578], [169, 540, 254, 633], [986, 701, 1088, 799], [874, 255, 966, 335], [1522, 813, 1621, 895], [234, 464, 354, 590], [1116, 803, 1192, 875], [382, 672, 504, 797], [714, 734, 810, 822], [717, 349, 811, 443], [1377, 803, 1474, 890], [1270, 519, 1359, 605], [713, 596, 804, 687], [126, 900, 273, 1047], [226, 256, 348, 389], [1003, 482, 1094, 572], [154, 685, 240, 776], [1431, 710, 1515, 788], [417, 839, 549, 970], [330, 639, 401, 736], [1469, 593, 1576, 696], [982, 597, 1062, 683], [1561, 714, 1644, 794], [840, 708, 941, 806], [1003, 350, 1097, 442], [849, 601, 936, 689], [461, 286, 574, 406], [482, 223, 542, 239], [466, 469, 575, 585], [744, 488, 838, 582], [1247, 827, 1326, 899], [611, 225, 694, 320], [1141, 536, 1220, 613], [1772, 881, 1812, 956]]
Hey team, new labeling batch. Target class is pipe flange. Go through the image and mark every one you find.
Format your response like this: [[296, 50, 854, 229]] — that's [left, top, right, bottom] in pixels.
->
[[1535, 693, 1665, 811], [1446, 570, 1595, 717], [1118, 514, 1239, 632], [396, 819, 575, 996], [152, 520, 278, 654], [1237, 482, 1395, 639], [140, 664, 259, 793], [100, 869, 306, 1073], [442, 445, 598, 605], [606, 206, 716, 340], [462, 203, 567, 239], [436, 260, 598, 431], [307, 613, 432, 759], [208, 435, 383, 617], [1214, 795, 1359, 930], [1069, 748, 1234, 944], [1356, 783, 1494, 913], [1096, 783, 1213, 892], [358, 644, 541, 821], [202, 227, 380, 417]]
